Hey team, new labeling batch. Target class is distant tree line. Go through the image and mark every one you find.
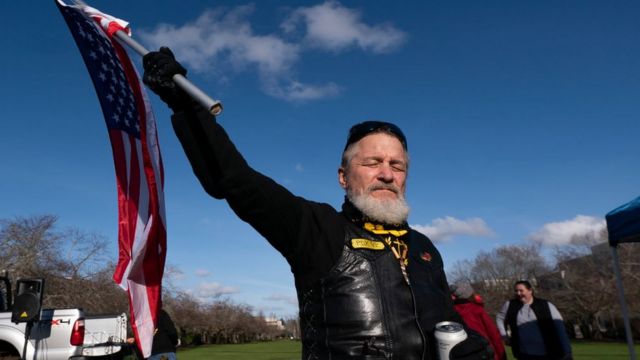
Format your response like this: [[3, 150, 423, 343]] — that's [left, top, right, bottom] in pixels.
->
[[448, 234, 640, 341], [0, 215, 295, 347], [5, 214, 637, 345]]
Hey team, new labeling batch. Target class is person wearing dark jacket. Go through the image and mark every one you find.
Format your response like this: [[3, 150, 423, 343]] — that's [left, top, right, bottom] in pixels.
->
[[452, 283, 506, 360], [127, 309, 178, 359], [496, 280, 572, 360], [142, 47, 491, 360], [149, 309, 179, 360]]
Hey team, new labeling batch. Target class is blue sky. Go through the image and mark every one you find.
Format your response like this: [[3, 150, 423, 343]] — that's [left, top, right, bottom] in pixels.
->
[[1, 1, 638, 318]]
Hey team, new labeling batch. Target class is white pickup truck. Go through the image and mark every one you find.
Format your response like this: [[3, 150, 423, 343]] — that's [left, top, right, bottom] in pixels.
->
[[0, 275, 129, 360]]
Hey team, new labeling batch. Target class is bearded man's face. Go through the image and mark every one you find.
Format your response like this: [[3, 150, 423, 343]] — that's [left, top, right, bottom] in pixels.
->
[[338, 133, 410, 225]]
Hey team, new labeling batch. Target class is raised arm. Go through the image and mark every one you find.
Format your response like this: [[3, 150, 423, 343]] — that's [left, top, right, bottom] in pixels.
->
[[141, 48, 344, 277]]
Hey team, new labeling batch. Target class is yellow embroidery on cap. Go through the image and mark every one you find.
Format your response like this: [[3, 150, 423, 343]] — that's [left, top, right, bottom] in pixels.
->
[[351, 238, 385, 250]]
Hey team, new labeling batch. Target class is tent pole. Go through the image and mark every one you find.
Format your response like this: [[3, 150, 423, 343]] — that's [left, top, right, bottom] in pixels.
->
[[611, 245, 637, 360]]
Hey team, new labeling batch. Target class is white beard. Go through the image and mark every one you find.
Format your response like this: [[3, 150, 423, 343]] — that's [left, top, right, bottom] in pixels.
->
[[348, 185, 410, 225]]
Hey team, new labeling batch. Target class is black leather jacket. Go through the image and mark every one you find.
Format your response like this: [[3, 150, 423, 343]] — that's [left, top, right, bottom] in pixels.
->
[[300, 213, 460, 359]]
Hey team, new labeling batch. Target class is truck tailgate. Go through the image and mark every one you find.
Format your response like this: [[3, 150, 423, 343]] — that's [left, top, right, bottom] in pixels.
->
[[82, 313, 127, 357]]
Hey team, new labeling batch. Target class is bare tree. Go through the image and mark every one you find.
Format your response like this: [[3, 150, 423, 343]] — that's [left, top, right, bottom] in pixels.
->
[[0, 215, 299, 345], [0, 215, 65, 278], [550, 240, 640, 339], [0, 215, 126, 314], [0, 215, 110, 276], [283, 315, 300, 339], [164, 291, 206, 344], [448, 243, 552, 315]]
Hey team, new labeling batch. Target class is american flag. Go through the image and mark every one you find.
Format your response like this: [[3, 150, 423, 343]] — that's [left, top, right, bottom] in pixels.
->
[[56, 1, 166, 357]]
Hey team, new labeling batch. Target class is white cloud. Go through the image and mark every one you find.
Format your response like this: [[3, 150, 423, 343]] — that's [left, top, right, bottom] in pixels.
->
[[138, 5, 335, 101], [140, 6, 296, 72], [264, 80, 342, 101], [254, 305, 286, 316], [282, 1, 407, 53], [164, 267, 185, 281], [195, 281, 239, 300], [412, 216, 494, 242], [264, 293, 298, 306], [239, 278, 295, 291], [527, 215, 606, 246], [195, 268, 212, 277], [138, 2, 403, 101]]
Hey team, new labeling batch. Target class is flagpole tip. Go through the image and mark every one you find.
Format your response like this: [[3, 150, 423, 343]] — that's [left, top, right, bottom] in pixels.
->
[[210, 103, 223, 116]]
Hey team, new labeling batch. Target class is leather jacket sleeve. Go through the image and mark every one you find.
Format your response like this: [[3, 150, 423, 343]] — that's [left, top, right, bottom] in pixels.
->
[[169, 106, 344, 288]]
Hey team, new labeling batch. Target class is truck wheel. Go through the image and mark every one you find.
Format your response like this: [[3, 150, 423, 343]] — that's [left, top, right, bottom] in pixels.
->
[[0, 351, 20, 360], [0, 343, 20, 360]]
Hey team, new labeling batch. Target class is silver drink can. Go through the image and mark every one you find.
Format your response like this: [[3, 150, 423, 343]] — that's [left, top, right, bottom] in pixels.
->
[[434, 321, 467, 360]]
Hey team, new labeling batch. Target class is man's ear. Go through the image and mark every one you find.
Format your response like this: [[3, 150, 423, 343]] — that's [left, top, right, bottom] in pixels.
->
[[338, 167, 348, 189]]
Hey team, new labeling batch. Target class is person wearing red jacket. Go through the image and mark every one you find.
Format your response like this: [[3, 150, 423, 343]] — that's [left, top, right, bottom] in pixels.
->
[[453, 283, 507, 360]]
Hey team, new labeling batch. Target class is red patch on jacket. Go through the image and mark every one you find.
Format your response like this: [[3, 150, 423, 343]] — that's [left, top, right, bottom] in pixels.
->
[[420, 252, 432, 262]]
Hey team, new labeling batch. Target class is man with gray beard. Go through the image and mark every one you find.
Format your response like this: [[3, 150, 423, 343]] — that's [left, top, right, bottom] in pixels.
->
[[143, 47, 490, 360]]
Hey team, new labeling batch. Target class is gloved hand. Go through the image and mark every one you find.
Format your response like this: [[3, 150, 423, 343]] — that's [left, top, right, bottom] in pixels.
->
[[449, 333, 492, 360], [142, 47, 191, 112]]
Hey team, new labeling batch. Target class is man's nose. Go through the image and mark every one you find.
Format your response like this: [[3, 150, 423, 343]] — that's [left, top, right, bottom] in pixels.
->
[[377, 164, 394, 182]]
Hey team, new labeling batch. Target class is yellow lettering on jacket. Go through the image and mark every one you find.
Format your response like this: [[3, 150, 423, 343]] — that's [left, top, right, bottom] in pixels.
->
[[351, 238, 385, 250]]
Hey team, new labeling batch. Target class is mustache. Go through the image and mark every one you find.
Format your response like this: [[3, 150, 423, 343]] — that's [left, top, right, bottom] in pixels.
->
[[367, 183, 400, 195]]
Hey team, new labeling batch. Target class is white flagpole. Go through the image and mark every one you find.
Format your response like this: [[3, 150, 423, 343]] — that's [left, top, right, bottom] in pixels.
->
[[112, 32, 223, 116], [72, 0, 223, 116]]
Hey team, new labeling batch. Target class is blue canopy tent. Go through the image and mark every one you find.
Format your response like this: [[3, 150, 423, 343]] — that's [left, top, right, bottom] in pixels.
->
[[607, 196, 640, 245], [606, 196, 640, 360]]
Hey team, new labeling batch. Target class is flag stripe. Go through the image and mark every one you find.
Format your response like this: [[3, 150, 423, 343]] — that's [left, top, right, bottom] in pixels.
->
[[109, 129, 131, 286]]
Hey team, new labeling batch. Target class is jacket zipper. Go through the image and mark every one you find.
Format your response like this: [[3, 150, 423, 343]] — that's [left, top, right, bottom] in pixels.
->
[[383, 235, 428, 359]]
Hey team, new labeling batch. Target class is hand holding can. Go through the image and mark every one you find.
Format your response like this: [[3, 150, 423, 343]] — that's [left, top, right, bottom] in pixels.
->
[[434, 321, 467, 360]]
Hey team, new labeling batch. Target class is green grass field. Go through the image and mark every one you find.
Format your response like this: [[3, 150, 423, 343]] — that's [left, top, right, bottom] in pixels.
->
[[172, 340, 640, 359], [505, 341, 639, 360], [177, 340, 299, 360]]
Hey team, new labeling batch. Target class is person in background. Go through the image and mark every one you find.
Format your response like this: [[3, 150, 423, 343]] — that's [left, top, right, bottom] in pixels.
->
[[496, 280, 572, 360], [452, 283, 506, 360], [148, 309, 179, 360], [141, 47, 491, 360], [450, 283, 484, 306], [128, 309, 179, 360]]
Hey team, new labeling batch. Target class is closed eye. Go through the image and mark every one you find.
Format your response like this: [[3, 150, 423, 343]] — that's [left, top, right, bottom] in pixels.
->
[[361, 158, 383, 167], [390, 161, 406, 172]]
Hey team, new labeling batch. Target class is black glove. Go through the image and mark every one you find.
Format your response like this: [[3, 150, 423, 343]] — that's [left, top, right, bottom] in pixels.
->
[[449, 333, 492, 360], [142, 47, 191, 112]]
